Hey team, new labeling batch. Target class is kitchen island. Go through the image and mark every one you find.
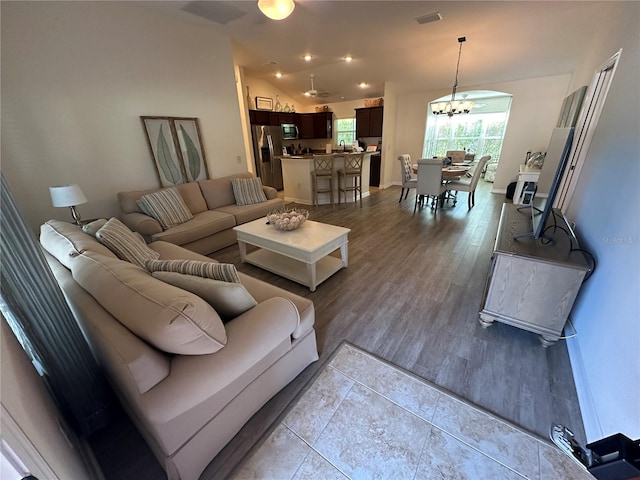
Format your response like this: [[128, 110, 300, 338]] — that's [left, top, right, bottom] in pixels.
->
[[280, 153, 372, 205]]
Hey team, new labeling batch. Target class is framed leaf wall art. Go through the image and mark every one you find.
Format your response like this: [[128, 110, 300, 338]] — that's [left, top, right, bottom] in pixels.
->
[[171, 118, 209, 182], [141, 116, 210, 187]]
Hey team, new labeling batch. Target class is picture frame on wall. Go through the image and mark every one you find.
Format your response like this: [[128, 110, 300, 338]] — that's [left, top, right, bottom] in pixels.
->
[[141, 116, 186, 187], [171, 117, 209, 182], [141, 116, 210, 187], [255, 96, 273, 111]]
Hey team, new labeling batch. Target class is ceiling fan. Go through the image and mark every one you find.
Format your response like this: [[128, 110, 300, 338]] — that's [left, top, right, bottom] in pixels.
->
[[304, 74, 330, 98]]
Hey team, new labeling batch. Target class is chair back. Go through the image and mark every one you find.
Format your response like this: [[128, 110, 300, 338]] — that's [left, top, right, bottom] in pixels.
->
[[313, 155, 334, 175], [445, 150, 466, 163], [469, 155, 491, 190], [343, 153, 363, 174], [397, 154, 413, 183], [416, 158, 444, 196]]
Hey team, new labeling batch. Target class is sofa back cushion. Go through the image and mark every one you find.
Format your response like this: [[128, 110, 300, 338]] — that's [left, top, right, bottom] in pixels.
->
[[96, 218, 160, 268], [118, 182, 207, 215], [71, 251, 227, 355], [198, 172, 254, 210], [40, 220, 117, 269]]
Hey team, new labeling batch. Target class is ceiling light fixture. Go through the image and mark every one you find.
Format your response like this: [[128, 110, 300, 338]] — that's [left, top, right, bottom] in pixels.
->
[[415, 12, 442, 25], [359, 82, 368, 88], [303, 54, 312, 61], [257, 0, 295, 21], [432, 36, 473, 117], [344, 55, 353, 62], [275, 72, 282, 78]]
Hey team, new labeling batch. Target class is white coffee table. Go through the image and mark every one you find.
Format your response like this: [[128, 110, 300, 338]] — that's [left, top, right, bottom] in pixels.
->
[[233, 218, 350, 292]]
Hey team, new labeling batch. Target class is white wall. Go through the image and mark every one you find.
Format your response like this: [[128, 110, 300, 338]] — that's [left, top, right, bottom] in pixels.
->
[[562, 2, 640, 442], [389, 74, 571, 192], [1, 1, 246, 232], [1, 319, 91, 479]]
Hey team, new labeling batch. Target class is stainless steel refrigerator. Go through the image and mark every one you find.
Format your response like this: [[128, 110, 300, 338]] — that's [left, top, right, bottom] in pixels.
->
[[251, 125, 284, 190]]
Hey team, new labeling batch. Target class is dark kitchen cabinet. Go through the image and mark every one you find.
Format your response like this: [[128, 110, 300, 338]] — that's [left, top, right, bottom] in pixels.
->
[[249, 109, 271, 125], [355, 106, 384, 137], [298, 112, 333, 139]]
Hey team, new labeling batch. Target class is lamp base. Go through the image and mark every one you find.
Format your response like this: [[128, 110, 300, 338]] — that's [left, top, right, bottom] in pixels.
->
[[69, 206, 82, 225]]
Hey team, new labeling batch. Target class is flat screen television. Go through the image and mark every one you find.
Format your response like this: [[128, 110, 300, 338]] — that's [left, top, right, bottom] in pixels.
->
[[515, 127, 575, 241]]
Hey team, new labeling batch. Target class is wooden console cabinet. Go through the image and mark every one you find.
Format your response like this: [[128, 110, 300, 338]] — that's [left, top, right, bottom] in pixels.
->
[[479, 204, 590, 347]]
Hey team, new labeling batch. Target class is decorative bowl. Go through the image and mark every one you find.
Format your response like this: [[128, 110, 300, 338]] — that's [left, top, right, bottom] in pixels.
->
[[266, 208, 309, 231]]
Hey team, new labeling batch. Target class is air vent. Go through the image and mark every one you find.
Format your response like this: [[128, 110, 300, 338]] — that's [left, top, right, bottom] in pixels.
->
[[415, 12, 442, 25]]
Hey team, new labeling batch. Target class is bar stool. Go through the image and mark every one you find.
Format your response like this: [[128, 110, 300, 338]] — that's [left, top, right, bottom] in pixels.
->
[[337, 153, 364, 207], [311, 154, 335, 208]]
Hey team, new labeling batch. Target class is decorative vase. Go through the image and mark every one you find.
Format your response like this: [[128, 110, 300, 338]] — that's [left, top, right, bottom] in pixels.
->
[[246, 86, 254, 109], [284, 103, 291, 113], [275, 95, 282, 112]]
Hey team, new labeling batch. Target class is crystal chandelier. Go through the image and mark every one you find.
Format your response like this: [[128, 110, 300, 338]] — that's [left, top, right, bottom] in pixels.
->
[[432, 37, 473, 117]]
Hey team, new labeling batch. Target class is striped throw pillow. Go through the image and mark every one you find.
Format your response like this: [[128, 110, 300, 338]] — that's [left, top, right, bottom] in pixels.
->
[[231, 177, 267, 206], [96, 218, 160, 267], [137, 187, 193, 230], [145, 259, 240, 283]]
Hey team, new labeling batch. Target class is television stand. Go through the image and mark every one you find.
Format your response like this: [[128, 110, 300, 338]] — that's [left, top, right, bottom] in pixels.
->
[[479, 204, 590, 347]]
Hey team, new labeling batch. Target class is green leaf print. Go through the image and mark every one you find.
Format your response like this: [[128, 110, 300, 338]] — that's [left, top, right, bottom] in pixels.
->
[[157, 124, 182, 184], [180, 124, 201, 181]]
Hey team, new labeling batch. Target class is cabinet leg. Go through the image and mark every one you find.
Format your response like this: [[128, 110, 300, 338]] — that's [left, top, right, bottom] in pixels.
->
[[478, 313, 495, 329], [539, 335, 559, 348]]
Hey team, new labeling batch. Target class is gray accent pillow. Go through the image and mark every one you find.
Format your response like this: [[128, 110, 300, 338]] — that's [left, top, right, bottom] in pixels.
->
[[82, 218, 108, 236], [145, 259, 240, 283], [96, 218, 160, 268], [231, 177, 267, 206], [152, 271, 257, 319], [137, 187, 193, 230]]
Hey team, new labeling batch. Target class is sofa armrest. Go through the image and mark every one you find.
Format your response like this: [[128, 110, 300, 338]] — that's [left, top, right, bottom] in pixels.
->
[[262, 185, 278, 200], [120, 212, 162, 236]]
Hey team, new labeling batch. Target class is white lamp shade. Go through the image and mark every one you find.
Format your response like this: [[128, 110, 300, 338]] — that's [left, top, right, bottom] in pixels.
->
[[258, 0, 295, 20], [49, 184, 87, 208]]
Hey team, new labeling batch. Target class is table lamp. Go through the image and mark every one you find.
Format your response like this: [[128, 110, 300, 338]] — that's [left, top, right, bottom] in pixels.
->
[[49, 184, 87, 225]]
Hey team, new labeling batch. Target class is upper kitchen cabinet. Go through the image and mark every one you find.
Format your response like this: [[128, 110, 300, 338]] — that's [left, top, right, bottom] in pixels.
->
[[298, 112, 333, 139], [355, 106, 384, 137]]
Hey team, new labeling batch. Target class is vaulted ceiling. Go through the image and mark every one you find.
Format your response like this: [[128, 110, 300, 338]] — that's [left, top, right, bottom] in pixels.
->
[[140, 1, 614, 105]]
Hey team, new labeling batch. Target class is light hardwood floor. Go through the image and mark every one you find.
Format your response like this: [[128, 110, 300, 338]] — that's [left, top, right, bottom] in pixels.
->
[[89, 181, 586, 480]]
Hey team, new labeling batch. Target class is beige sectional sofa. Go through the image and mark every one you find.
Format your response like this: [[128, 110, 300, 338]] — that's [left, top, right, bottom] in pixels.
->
[[118, 172, 284, 255], [40, 219, 318, 480]]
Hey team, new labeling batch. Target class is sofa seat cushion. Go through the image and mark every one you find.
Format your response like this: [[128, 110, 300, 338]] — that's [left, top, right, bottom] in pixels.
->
[[146, 241, 313, 339], [137, 296, 299, 455], [215, 197, 285, 225], [71, 251, 227, 355], [40, 220, 117, 269], [150, 210, 236, 246]]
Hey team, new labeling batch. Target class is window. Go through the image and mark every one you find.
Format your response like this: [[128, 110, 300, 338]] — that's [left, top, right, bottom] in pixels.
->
[[335, 117, 356, 146], [423, 112, 509, 161]]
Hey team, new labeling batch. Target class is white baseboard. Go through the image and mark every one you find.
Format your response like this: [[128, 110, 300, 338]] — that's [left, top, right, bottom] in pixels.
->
[[567, 336, 603, 442]]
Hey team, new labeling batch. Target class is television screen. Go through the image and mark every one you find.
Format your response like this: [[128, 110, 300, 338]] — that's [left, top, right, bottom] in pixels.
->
[[515, 127, 574, 241]]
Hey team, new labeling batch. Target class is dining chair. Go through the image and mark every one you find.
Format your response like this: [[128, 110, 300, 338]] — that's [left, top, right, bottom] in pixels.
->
[[414, 158, 447, 213], [445, 150, 467, 164], [311, 154, 335, 208], [397, 154, 417, 202], [337, 153, 364, 207], [446, 155, 491, 209]]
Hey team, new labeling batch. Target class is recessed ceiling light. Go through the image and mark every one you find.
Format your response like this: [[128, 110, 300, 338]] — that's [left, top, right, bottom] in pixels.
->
[[359, 82, 368, 88], [303, 54, 312, 61], [344, 55, 353, 62], [275, 72, 283, 78]]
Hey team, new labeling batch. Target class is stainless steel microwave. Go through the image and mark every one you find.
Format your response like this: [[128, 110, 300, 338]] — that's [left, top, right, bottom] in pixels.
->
[[281, 123, 298, 140]]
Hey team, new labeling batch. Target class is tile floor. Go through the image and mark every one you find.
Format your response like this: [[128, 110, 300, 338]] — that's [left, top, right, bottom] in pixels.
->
[[232, 343, 593, 480]]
